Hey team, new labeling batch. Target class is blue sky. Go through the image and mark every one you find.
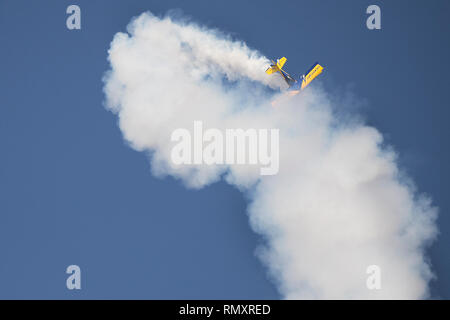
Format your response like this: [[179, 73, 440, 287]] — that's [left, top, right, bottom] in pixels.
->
[[0, 0, 449, 298]]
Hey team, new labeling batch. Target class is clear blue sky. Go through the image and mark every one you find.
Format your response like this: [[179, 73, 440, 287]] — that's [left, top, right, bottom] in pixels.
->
[[0, 0, 449, 298]]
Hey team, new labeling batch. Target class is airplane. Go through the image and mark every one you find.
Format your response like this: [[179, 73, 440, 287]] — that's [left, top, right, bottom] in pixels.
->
[[265, 57, 324, 96]]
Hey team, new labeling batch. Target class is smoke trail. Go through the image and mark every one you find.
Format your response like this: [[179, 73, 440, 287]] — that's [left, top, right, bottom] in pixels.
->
[[103, 12, 438, 299]]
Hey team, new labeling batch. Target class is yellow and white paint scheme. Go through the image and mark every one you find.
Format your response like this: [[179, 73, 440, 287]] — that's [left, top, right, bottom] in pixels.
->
[[300, 63, 323, 90], [265, 57, 324, 96]]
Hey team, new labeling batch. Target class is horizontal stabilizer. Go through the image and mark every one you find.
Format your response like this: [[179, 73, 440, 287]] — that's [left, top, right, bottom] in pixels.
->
[[276, 57, 287, 69], [265, 66, 277, 75], [265, 57, 287, 75]]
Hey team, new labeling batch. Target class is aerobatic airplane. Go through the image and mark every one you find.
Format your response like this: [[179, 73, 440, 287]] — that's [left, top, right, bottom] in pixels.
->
[[265, 57, 324, 96]]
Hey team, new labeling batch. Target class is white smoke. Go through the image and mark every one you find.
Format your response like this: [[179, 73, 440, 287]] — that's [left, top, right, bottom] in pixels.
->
[[103, 12, 438, 299]]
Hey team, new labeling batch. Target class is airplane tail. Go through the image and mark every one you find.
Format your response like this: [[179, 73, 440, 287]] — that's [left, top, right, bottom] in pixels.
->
[[265, 63, 279, 75], [276, 57, 287, 69], [265, 57, 287, 75], [265, 57, 296, 86]]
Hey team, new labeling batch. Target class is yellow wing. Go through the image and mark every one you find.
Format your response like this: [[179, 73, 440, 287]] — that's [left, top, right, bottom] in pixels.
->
[[300, 63, 324, 90]]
